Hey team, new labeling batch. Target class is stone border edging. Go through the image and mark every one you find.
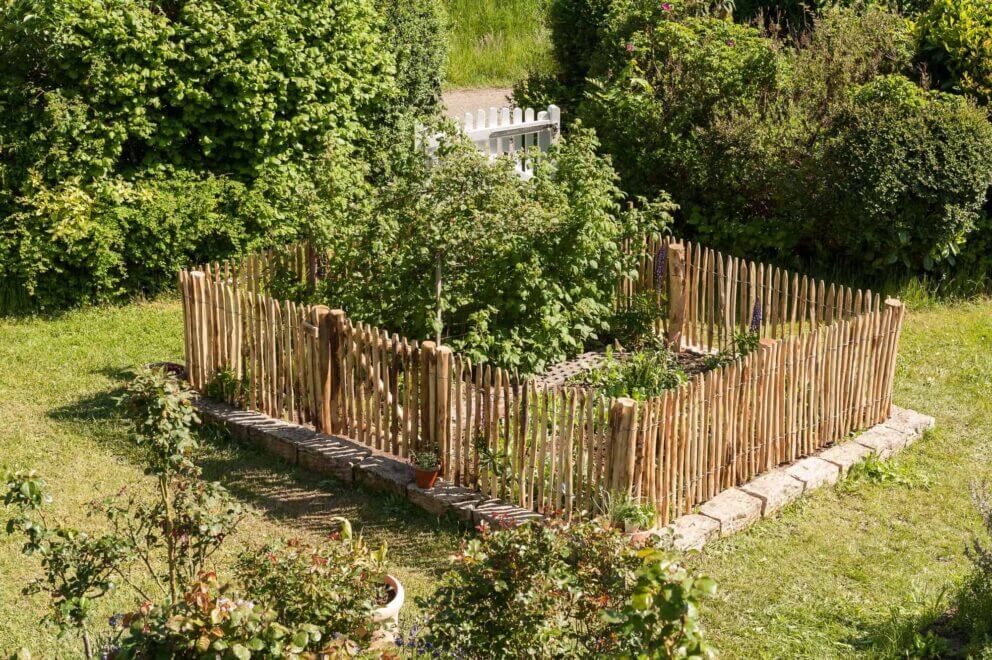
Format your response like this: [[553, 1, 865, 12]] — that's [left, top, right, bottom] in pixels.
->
[[196, 399, 933, 545], [194, 399, 543, 528], [666, 406, 935, 551]]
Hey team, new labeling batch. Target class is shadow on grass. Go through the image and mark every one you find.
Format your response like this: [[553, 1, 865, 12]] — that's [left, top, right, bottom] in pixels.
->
[[197, 435, 466, 574]]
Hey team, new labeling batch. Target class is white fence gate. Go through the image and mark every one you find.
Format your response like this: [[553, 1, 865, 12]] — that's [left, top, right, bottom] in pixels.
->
[[432, 104, 561, 180]]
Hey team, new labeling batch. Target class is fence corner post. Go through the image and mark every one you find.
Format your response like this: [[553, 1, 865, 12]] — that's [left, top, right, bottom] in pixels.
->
[[881, 298, 906, 420], [608, 397, 638, 495], [326, 309, 346, 434], [666, 242, 687, 350], [419, 341, 437, 453]]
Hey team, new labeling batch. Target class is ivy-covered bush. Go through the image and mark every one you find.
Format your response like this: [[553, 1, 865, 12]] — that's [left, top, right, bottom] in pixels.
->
[[414, 519, 715, 657], [917, 0, 992, 104], [0, 0, 396, 311], [319, 127, 676, 374]]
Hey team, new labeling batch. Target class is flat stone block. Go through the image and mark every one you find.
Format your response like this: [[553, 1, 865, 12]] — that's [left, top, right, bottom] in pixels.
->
[[818, 441, 873, 475], [471, 499, 543, 528], [297, 435, 369, 484], [407, 481, 484, 521], [853, 425, 907, 459], [669, 514, 720, 551], [247, 421, 298, 464], [354, 456, 414, 498], [697, 488, 763, 537], [786, 457, 839, 492], [739, 470, 805, 516], [884, 406, 935, 440]]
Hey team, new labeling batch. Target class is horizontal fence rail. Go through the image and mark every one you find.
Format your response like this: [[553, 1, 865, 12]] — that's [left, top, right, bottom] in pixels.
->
[[180, 236, 905, 525]]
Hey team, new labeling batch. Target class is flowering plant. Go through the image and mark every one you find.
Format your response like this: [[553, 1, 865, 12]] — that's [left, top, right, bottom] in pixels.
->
[[410, 443, 442, 471]]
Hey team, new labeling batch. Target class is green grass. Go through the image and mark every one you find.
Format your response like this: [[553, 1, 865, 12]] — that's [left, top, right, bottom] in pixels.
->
[[0, 297, 463, 658], [443, 0, 553, 88], [688, 297, 992, 657], [3, 294, 992, 656]]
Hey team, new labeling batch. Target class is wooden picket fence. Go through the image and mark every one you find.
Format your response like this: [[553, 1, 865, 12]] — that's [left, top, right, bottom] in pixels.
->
[[180, 238, 905, 525]]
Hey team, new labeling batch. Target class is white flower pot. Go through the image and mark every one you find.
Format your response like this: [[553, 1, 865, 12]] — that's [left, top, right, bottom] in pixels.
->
[[373, 574, 405, 628]]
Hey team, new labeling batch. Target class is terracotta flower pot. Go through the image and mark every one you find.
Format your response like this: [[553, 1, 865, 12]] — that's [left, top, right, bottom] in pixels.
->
[[413, 465, 441, 489], [372, 574, 405, 628]]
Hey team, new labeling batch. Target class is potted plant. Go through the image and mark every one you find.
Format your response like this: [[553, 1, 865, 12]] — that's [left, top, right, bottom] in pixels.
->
[[410, 443, 442, 489], [597, 491, 657, 540]]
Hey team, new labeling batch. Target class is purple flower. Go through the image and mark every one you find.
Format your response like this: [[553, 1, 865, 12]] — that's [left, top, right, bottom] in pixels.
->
[[726, 39, 736, 47], [654, 246, 667, 288], [661, 2, 673, 9], [749, 299, 762, 333], [108, 614, 124, 628]]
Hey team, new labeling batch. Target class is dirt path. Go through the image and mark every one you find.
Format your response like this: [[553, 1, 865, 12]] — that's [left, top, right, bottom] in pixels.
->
[[442, 87, 514, 119]]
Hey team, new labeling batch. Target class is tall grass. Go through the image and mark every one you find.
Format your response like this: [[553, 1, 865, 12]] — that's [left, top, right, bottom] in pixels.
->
[[444, 0, 553, 88]]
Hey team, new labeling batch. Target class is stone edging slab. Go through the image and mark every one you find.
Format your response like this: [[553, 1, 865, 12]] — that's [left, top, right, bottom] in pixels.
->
[[666, 406, 935, 551], [196, 399, 933, 546], [194, 400, 543, 528]]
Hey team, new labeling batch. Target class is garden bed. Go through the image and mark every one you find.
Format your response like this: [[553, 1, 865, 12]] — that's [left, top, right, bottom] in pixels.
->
[[181, 237, 906, 527]]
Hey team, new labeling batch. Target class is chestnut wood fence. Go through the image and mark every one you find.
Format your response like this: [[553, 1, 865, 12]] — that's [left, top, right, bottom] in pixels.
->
[[180, 238, 905, 525]]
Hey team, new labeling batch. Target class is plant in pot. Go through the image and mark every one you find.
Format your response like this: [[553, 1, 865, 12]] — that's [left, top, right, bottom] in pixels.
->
[[597, 491, 657, 536], [410, 443, 442, 489]]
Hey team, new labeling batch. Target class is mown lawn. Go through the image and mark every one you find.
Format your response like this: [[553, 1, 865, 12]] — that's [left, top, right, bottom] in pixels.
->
[[690, 297, 992, 657], [443, 0, 552, 88], [2, 295, 991, 657], [0, 298, 463, 658]]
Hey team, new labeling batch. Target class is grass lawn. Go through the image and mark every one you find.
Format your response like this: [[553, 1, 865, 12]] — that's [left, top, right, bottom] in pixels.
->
[[0, 297, 464, 658], [690, 297, 992, 657], [2, 294, 991, 657], [443, 0, 552, 88]]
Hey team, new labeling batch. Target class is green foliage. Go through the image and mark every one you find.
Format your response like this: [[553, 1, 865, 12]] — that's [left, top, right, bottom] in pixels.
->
[[376, 0, 448, 116], [320, 127, 675, 373], [917, 0, 992, 104], [0, 0, 396, 311], [115, 573, 335, 659], [416, 519, 713, 657], [4, 472, 127, 651], [574, 345, 688, 400], [605, 291, 666, 349], [410, 444, 442, 471], [596, 490, 657, 530], [235, 533, 388, 648], [119, 369, 201, 478], [840, 453, 929, 491], [703, 330, 761, 369], [956, 482, 992, 648]]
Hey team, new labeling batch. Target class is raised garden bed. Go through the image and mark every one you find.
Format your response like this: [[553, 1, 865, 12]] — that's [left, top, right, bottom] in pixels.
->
[[180, 237, 906, 527]]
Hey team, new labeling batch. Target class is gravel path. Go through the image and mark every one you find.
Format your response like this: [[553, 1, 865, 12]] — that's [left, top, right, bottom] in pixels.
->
[[442, 87, 514, 119]]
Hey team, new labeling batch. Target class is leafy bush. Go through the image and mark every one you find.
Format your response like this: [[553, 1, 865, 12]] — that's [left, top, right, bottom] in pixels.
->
[[0, 0, 396, 311], [917, 0, 992, 104], [320, 127, 676, 373], [956, 482, 992, 647], [573, 345, 689, 400], [415, 519, 714, 657], [375, 0, 448, 116]]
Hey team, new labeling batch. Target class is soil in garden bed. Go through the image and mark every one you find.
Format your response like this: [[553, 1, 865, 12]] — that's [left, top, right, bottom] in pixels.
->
[[534, 348, 714, 389]]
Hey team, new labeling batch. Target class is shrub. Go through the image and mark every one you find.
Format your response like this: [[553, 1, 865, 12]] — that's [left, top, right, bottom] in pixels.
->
[[0, 0, 394, 311], [235, 532, 389, 648], [375, 0, 448, 117], [415, 519, 714, 657], [917, 0, 992, 104], [320, 127, 676, 373], [956, 483, 992, 647], [812, 75, 992, 270]]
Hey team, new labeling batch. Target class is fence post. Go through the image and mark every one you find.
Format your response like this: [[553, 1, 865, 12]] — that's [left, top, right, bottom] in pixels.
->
[[608, 397, 638, 495], [881, 298, 905, 419], [306, 242, 318, 292], [327, 309, 346, 433], [419, 341, 437, 453], [666, 242, 686, 349], [435, 346, 452, 477], [312, 306, 331, 433]]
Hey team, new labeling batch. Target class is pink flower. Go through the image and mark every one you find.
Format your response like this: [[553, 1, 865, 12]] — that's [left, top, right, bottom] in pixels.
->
[[726, 39, 736, 46], [661, 2, 673, 10], [626, 43, 635, 52]]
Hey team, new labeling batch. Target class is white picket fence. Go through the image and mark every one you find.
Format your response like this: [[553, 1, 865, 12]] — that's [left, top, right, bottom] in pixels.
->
[[432, 104, 561, 180]]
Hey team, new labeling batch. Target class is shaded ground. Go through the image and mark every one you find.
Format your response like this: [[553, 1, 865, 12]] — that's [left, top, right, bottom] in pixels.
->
[[0, 298, 463, 657]]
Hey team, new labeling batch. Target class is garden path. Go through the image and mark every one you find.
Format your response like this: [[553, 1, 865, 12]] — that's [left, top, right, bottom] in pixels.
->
[[443, 87, 513, 118]]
